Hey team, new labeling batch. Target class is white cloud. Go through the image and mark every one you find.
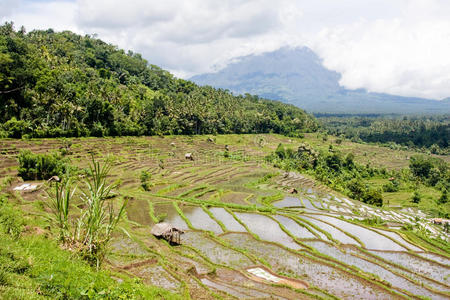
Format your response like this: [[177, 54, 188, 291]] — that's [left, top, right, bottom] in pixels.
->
[[1, 0, 450, 99], [311, 1, 450, 99]]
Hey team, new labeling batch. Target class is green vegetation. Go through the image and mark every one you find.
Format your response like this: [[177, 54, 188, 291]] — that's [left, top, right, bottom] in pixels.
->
[[267, 143, 386, 206], [18, 150, 68, 180], [318, 114, 449, 154], [267, 141, 449, 212], [139, 170, 152, 191], [0, 195, 178, 299], [47, 157, 127, 267], [0, 23, 316, 138], [1, 20, 449, 299]]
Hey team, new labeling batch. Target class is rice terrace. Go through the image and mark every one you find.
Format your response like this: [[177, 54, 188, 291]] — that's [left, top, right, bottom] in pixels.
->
[[1, 133, 448, 299], [1, 9, 450, 299]]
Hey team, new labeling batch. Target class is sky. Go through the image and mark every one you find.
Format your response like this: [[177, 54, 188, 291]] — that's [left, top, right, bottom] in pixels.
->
[[1, 0, 450, 100]]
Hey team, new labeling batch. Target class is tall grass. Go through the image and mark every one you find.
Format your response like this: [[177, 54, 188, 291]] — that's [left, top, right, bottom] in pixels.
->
[[47, 157, 128, 267], [47, 177, 75, 241]]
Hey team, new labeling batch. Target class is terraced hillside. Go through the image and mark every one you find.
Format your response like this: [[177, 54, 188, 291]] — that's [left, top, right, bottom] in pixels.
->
[[1, 134, 449, 299]]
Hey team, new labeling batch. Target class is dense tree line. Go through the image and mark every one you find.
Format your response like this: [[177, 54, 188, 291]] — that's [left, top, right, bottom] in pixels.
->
[[0, 23, 317, 138], [267, 143, 449, 209], [317, 115, 449, 154], [268, 143, 385, 206]]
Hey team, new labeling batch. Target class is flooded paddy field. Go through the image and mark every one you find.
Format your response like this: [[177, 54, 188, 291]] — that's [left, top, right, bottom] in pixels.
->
[[1, 135, 449, 299]]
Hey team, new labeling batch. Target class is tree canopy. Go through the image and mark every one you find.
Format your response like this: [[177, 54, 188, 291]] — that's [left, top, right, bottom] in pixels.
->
[[0, 23, 317, 138]]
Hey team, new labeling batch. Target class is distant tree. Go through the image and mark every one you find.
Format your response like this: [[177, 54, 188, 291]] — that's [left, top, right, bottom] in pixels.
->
[[412, 190, 421, 204], [362, 188, 383, 207], [409, 156, 434, 179], [438, 189, 448, 205], [347, 179, 365, 200]]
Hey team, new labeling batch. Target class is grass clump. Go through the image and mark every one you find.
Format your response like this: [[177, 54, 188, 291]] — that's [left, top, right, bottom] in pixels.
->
[[140, 170, 152, 191], [0, 195, 24, 239], [46, 157, 128, 267], [17, 150, 69, 180]]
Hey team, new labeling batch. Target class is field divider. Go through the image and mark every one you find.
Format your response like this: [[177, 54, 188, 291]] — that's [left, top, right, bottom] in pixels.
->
[[201, 205, 228, 233], [304, 215, 365, 248]]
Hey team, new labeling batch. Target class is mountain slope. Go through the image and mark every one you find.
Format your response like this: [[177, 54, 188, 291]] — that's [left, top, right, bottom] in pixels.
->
[[0, 24, 317, 138], [191, 47, 450, 114]]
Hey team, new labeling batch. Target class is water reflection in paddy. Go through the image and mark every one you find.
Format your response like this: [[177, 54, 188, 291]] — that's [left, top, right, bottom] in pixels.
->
[[209, 207, 245, 232], [274, 215, 316, 239], [302, 241, 444, 299], [372, 251, 450, 284], [235, 213, 300, 249], [223, 233, 395, 300], [182, 206, 223, 233], [273, 197, 302, 208], [153, 203, 188, 230], [310, 215, 406, 251], [373, 229, 423, 251], [300, 216, 360, 245], [302, 198, 316, 210], [183, 231, 253, 268]]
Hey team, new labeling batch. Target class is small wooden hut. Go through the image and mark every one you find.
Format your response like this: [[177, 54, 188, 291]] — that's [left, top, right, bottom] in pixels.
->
[[151, 223, 184, 244], [288, 188, 298, 194]]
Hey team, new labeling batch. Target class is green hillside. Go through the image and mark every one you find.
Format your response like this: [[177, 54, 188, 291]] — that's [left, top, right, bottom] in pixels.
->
[[0, 23, 317, 138]]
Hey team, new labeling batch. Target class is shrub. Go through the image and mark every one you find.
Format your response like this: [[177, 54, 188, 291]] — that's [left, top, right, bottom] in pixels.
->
[[412, 190, 421, 204], [140, 170, 152, 191], [438, 189, 448, 205], [2, 117, 32, 138], [17, 150, 68, 180], [409, 155, 434, 179], [362, 188, 383, 207], [382, 181, 399, 192]]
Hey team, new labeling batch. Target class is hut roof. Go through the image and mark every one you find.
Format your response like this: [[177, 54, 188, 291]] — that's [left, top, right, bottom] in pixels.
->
[[151, 222, 182, 236]]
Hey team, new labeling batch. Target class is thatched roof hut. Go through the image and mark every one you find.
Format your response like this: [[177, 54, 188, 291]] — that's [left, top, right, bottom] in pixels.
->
[[151, 223, 184, 244]]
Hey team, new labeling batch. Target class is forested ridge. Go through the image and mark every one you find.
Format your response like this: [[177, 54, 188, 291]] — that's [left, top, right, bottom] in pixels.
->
[[0, 23, 317, 138], [318, 115, 449, 154]]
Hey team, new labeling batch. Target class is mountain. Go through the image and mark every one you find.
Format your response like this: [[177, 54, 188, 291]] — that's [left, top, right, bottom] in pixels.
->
[[0, 24, 317, 138], [190, 47, 450, 114]]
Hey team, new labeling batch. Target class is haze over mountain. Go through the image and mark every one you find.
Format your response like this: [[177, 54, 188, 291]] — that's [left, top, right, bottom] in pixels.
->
[[191, 47, 450, 114]]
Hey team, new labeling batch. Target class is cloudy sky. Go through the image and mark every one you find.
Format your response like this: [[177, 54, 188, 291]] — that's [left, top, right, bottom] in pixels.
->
[[2, 0, 450, 99]]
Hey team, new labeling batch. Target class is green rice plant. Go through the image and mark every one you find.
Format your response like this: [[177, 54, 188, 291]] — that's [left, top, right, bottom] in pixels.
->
[[46, 177, 76, 242]]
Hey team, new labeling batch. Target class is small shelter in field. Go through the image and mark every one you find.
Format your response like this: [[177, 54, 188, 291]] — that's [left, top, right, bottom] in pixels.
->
[[288, 188, 298, 194], [151, 223, 184, 244]]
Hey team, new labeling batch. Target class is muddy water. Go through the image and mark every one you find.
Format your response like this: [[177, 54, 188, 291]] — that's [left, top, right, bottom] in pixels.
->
[[209, 207, 246, 232], [235, 212, 300, 249], [274, 215, 317, 239], [273, 197, 302, 208], [109, 237, 148, 256], [371, 251, 450, 285], [303, 241, 445, 299], [419, 253, 450, 266], [153, 203, 188, 230], [182, 206, 223, 233], [223, 233, 395, 299], [310, 215, 407, 251], [135, 264, 181, 291], [182, 231, 253, 268], [373, 229, 423, 251], [302, 198, 316, 210], [201, 278, 251, 298], [299, 216, 360, 245], [126, 198, 152, 225]]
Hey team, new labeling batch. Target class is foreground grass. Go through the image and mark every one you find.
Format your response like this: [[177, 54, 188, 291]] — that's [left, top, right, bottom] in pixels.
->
[[0, 196, 180, 300]]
